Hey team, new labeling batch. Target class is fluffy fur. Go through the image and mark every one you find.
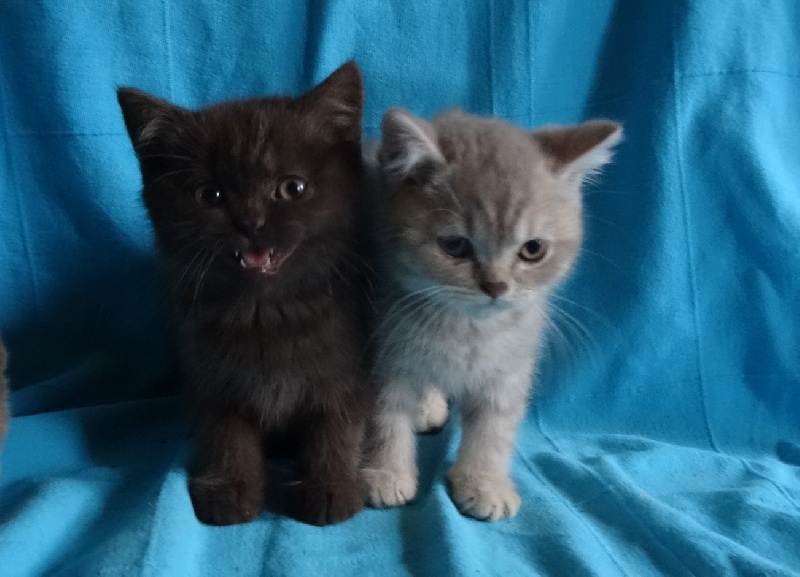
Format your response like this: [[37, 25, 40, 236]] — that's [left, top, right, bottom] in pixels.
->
[[117, 62, 371, 526], [365, 109, 621, 520]]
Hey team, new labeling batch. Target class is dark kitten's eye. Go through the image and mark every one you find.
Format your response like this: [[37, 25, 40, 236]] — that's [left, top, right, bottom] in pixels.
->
[[437, 236, 473, 259], [274, 177, 307, 201], [519, 239, 548, 263], [195, 185, 223, 208]]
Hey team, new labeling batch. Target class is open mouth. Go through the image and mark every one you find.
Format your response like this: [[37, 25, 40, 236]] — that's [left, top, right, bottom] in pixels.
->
[[234, 248, 289, 275]]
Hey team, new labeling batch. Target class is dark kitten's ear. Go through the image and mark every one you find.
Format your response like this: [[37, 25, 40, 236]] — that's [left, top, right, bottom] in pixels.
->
[[379, 108, 445, 187], [533, 120, 622, 182], [116, 87, 189, 153], [299, 61, 363, 142]]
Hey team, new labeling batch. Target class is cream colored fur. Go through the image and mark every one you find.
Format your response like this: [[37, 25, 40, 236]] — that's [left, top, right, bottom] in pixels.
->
[[365, 109, 621, 520]]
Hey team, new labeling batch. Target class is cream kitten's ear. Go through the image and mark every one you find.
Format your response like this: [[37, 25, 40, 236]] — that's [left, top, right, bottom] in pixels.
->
[[533, 120, 622, 182], [379, 108, 445, 186]]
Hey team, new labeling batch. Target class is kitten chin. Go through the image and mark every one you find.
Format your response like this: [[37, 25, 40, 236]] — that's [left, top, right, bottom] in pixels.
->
[[365, 108, 621, 521], [118, 61, 371, 527]]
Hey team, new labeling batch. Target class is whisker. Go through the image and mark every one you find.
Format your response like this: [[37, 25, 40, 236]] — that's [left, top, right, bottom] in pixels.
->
[[190, 241, 224, 315], [146, 168, 199, 189], [583, 188, 633, 198], [579, 248, 620, 270], [583, 213, 625, 235], [546, 303, 599, 368], [368, 286, 447, 352], [375, 295, 445, 366], [170, 246, 208, 299], [549, 293, 609, 327], [138, 153, 202, 163], [532, 301, 577, 368]]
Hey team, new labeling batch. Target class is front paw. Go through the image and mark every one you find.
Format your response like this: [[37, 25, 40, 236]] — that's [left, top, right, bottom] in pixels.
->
[[447, 470, 521, 521], [189, 473, 265, 526], [414, 388, 449, 434], [364, 467, 418, 508], [291, 476, 365, 526]]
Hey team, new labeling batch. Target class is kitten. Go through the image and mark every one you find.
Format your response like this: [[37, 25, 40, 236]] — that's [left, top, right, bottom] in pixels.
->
[[117, 62, 371, 526], [364, 109, 621, 520]]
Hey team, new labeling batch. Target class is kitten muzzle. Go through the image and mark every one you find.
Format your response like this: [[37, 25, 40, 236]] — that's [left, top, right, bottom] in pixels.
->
[[235, 248, 289, 275]]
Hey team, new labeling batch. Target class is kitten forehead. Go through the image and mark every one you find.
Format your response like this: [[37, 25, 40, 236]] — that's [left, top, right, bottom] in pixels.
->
[[434, 111, 550, 177], [457, 194, 560, 256], [431, 111, 570, 247], [206, 104, 284, 167], [200, 99, 343, 189]]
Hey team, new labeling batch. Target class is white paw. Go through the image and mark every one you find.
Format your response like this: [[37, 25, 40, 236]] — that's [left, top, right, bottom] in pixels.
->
[[364, 468, 418, 508], [415, 388, 449, 433], [447, 471, 521, 521]]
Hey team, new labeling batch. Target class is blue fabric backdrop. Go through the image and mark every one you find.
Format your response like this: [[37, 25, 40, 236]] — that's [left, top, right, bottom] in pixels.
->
[[1, 1, 799, 575]]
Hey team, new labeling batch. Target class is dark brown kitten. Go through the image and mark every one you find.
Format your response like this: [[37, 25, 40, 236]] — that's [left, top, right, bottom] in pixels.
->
[[117, 62, 371, 526]]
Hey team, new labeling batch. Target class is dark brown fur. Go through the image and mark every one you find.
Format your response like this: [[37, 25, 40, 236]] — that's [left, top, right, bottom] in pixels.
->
[[117, 62, 371, 526]]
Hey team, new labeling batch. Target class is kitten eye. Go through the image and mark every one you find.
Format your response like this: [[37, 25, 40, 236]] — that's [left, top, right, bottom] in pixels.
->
[[519, 239, 548, 263], [274, 177, 307, 201], [195, 185, 223, 208], [437, 236, 473, 259]]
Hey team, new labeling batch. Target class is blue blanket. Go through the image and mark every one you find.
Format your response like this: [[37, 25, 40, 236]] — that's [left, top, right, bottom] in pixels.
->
[[1, 1, 799, 575]]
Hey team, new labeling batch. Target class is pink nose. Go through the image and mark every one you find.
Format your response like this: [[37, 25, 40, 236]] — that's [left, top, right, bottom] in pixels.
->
[[480, 281, 508, 299]]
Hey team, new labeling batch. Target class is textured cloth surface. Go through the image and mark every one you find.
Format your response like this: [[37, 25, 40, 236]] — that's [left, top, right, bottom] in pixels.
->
[[1, 1, 799, 576]]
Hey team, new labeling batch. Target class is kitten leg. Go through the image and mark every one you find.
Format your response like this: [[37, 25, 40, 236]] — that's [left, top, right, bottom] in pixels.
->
[[189, 408, 266, 526], [291, 389, 367, 526], [447, 384, 528, 521], [364, 384, 419, 507], [414, 387, 449, 434]]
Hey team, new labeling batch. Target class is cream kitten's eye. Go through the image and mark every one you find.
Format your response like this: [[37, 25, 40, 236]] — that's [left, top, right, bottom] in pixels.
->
[[519, 239, 548, 263], [195, 185, 223, 208], [274, 177, 307, 201], [437, 236, 473, 259]]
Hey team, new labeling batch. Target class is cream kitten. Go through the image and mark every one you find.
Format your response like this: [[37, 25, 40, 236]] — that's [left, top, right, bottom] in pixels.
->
[[364, 109, 621, 520]]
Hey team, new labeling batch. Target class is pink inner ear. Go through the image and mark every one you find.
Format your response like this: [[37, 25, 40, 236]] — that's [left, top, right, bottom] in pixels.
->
[[534, 120, 621, 168]]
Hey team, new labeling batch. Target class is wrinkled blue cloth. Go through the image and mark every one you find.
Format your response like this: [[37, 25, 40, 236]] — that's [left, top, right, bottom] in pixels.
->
[[1, 1, 799, 576]]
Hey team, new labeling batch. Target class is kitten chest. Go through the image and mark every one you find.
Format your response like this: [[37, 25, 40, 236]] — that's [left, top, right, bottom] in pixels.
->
[[377, 307, 541, 396]]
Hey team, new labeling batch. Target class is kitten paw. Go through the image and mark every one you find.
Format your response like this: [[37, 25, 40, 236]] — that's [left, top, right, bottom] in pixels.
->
[[364, 468, 418, 507], [414, 388, 449, 434], [447, 471, 521, 521], [189, 473, 265, 526], [291, 476, 365, 526]]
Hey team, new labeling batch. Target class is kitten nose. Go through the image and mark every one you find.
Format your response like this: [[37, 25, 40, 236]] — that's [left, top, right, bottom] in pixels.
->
[[479, 281, 508, 299], [236, 216, 266, 238]]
